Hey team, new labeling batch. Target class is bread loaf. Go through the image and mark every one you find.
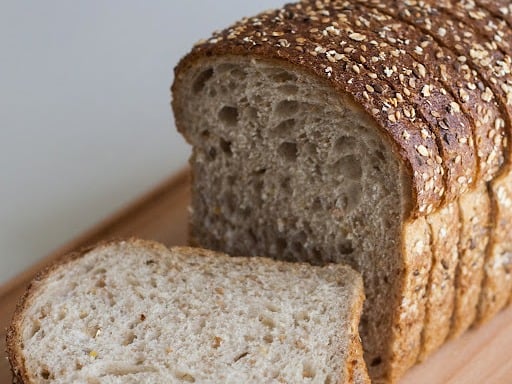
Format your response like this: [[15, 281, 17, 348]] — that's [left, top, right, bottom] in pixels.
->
[[172, 1, 512, 382], [7, 239, 369, 384]]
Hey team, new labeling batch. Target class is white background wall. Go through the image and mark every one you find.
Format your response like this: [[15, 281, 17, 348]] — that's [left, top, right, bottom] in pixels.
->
[[0, 1, 284, 285]]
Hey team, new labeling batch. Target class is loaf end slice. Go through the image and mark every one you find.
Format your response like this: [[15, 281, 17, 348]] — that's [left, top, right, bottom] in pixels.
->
[[6, 238, 368, 384]]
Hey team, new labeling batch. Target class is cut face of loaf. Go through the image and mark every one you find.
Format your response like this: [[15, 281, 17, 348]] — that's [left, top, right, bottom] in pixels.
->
[[174, 56, 426, 382], [7, 239, 369, 384]]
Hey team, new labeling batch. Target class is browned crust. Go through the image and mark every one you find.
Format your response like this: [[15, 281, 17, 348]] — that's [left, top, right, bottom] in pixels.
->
[[354, 3, 505, 183], [172, 3, 450, 218], [439, 1, 512, 56], [317, 3, 477, 203], [358, 0, 512, 339], [474, 0, 512, 29], [343, 275, 369, 384]]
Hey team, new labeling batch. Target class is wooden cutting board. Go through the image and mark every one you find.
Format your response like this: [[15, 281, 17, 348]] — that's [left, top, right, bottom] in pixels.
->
[[1, 169, 511, 383]]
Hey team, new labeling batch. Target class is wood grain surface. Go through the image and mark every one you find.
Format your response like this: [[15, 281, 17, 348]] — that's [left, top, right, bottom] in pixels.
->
[[1, 168, 511, 383]]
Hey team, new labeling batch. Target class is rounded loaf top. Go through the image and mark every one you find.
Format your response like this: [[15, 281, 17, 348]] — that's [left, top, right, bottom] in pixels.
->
[[173, 0, 511, 218]]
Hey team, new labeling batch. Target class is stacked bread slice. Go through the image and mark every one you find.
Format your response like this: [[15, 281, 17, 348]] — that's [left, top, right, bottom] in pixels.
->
[[7, 239, 369, 384], [172, 1, 512, 382]]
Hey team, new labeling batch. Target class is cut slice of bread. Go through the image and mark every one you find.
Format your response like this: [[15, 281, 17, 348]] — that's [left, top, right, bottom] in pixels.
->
[[6, 239, 369, 384]]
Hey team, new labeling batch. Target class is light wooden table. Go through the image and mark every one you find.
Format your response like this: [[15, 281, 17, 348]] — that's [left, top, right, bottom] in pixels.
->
[[1, 169, 511, 383]]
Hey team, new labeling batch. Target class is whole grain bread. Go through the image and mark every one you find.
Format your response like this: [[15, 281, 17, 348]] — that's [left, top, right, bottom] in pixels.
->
[[6, 238, 369, 384], [475, 0, 512, 27], [172, 1, 512, 382], [339, 1, 501, 344], [373, 0, 512, 332], [451, 184, 491, 337], [420, 202, 460, 360]]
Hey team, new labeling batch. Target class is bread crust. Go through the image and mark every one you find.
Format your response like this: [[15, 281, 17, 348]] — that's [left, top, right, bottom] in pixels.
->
[[323, 3, 477, 204], [359, 0, 512, 341], [475, 0, 512, 27], [354, 3, 505, 183]]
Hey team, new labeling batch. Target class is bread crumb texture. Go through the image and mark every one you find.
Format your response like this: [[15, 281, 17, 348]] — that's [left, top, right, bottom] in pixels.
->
[[12, 240, 365, 384]]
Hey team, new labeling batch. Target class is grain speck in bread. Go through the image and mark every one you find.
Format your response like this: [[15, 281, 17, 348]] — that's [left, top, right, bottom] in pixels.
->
[[6, 239, 369, 384]]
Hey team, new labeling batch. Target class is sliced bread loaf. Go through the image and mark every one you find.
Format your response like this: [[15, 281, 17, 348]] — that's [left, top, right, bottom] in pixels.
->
[[6, 239, 369, 384], [172, 1, 512, 382]]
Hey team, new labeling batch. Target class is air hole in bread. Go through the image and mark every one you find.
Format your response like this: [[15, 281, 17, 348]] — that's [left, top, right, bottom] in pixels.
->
[[219, 138, 232, 156], [335, 155, 363, 180], [273, 119, 296, 137], [275, 100, 299, 116], [192, 68, 214, 94], [338, 240, 354, 255], [280, 176, 292, 194], [207, 147, 217, 160], [234, 351, 250, 363], [294, 310, 310, 323], [263, 334, 273, 343], [278, 142, 298, 161], [218, 106, 239, 126], [175, 372, 196, 382], [28, 320, 41, 339], [95, 279, 106, 288], [87, 325, 101, 338], [258, 314, 276, 329], [40, 368, 51, 380], [312, 197, 323, 210], [275, 238, 287, 254], [123, 332, 136, 346], [370, 356, 382, 366], [334, 136, 358, 153], [302, 361, 316, 379], [291, 240, 304, 253]]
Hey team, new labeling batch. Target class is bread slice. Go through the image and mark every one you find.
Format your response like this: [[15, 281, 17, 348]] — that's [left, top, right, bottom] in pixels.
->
[[420, 202, 460, 360], [477, 172, 512, 323], [451, 184, 491, 337], [6, 239, 369, 384]]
